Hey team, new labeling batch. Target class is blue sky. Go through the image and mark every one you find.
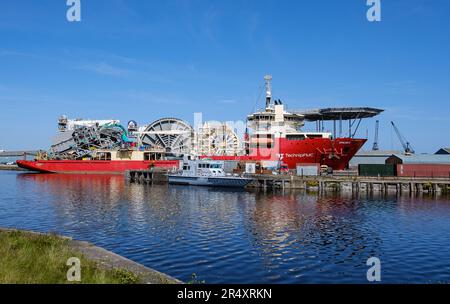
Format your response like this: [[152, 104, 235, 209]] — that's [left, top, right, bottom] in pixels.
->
[[0, 0, 449, 152]]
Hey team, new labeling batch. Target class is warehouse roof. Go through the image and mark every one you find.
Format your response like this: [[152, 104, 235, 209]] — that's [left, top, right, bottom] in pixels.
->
[[355, 150, 402, 157], [435, 148, 450, 155], [386, 154, 450, 165]]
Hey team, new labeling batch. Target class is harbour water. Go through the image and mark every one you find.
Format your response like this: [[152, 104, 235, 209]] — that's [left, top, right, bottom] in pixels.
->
[[0, 171, 449, 283]]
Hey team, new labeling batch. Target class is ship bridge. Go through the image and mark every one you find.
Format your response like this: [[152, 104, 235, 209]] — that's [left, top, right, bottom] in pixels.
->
[[293, 107, 384, 138]]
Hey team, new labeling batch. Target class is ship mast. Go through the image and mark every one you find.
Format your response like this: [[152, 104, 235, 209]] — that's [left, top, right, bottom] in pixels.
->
[[264, 75, 272, 109]]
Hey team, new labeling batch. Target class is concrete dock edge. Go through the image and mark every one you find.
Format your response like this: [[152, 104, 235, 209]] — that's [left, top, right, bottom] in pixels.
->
[[0, 228, 182, 284]]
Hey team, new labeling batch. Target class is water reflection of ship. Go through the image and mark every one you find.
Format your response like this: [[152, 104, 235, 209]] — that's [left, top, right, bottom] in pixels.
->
[[17, 173, 125, 204], [16, 174, 127, 226], [245, 191, 384, 279], [15, 174, 250, 232]]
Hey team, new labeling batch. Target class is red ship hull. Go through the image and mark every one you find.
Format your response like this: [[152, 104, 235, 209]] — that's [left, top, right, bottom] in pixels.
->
[[208, 137, 366, 170], [16, 160, 180, 174], [17, 138, 365, 173]]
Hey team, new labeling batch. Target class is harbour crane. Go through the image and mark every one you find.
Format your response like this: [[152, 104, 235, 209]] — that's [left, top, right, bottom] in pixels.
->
[[372, 120, 379, 151], [391, 121, 415, 155]]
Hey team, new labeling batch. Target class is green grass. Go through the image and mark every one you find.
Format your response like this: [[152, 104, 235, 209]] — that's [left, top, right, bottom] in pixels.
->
[[0, 230, 140, 284]]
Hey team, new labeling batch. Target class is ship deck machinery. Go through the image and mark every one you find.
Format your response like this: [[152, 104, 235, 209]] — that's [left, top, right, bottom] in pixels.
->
[[138, 118, 194, 157], [195, 121, 241, 156], [136, 118, 243, 158], [49, 116, 136, 160], [210, 75, 384, 170]]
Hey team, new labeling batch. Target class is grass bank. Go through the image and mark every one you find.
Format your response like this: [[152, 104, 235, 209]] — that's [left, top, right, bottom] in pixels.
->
[[0, 230, 141, 284]]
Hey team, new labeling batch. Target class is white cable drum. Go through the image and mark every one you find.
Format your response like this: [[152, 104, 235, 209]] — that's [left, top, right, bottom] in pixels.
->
[[140, 118, 193, 156], [196, 121, 241, 156]]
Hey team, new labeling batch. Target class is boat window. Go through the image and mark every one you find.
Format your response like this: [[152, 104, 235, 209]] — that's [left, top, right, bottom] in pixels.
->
[[255, 134, 273, 139], [286, 134, 306, 141], [144, 152, 161, 161], [250, 143, 273, 149], [95, 152, 111, 161], [117, 150, 132, 159], [306, 134, 323, 139]]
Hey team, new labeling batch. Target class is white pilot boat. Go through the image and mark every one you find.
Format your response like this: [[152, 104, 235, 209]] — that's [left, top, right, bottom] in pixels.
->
[[168, 159, 253, 188]]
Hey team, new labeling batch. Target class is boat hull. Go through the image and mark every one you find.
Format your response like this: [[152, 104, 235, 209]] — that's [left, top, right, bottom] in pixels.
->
[[208, 137, 366, 170], [16, 160, 180, 174], [168, 175, 253, 188]]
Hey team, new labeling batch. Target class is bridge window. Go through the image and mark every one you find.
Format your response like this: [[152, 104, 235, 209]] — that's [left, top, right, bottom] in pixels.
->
[[306, 134, 323, 139], [117, 150, 132, 159], [95, 152, 111, 161], [144, 152, 162, 160], [286, 134, 306, 141]]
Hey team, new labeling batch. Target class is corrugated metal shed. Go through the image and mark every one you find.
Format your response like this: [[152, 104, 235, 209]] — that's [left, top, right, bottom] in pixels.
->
[[349, 150, 402, 166], [386, 154, 450, 165], [397, 164, 450, 178], [358, 164, 396, 177]]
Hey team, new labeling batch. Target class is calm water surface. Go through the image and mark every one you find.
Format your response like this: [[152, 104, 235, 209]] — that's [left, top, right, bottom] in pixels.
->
[[0, 171, 449, 283]]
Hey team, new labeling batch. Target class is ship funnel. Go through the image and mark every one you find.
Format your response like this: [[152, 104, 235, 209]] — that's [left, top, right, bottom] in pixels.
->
[[264, 75, 272, 109]]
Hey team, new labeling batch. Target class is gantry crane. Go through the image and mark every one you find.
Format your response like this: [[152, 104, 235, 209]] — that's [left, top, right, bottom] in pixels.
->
[[372, 120, 380, 151]]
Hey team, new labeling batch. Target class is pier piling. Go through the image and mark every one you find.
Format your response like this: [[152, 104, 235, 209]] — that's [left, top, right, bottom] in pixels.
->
[[125, 169, 450, 195]]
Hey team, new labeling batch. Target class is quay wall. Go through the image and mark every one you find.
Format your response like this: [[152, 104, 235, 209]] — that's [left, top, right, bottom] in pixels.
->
[[125, 170, 450, 195]]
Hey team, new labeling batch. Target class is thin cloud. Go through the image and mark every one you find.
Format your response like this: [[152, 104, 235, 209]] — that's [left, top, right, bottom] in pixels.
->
[[382, 105, 447, 122], [75, 62, 130, 76], [219, 99, 237, 104], [119, 90, 188, 106], [0, 49, 42, 59]]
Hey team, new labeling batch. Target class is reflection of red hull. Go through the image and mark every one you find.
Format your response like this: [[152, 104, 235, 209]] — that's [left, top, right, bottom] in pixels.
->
[[16, 160, 180, 174], [209, 138, 366, 170]]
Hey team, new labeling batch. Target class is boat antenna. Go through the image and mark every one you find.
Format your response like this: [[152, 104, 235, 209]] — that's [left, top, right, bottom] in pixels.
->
[[264, 75, 272, 109]]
